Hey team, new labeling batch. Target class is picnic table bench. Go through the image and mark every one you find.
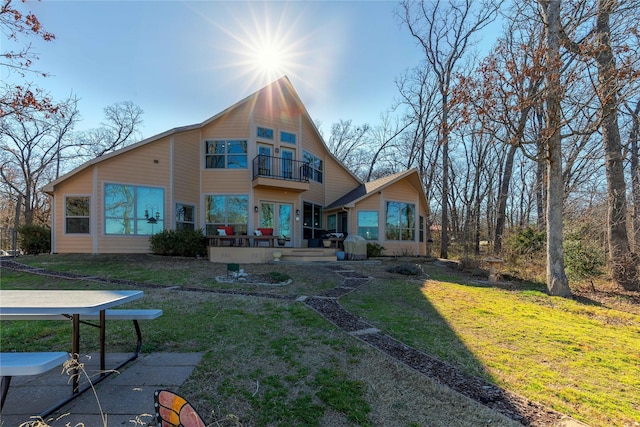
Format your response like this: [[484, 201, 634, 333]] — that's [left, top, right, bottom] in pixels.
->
[[0, 352, 69, 411]]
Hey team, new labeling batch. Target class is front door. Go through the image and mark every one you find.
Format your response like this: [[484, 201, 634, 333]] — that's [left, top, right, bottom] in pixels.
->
[[260, 202, 293, 247]]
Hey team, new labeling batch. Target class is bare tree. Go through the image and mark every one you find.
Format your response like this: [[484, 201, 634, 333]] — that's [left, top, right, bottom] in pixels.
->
[[399, 0, 503, 259], [538, 0, 572, 296], [0, 0, 59, 119], [558, 0, 640, 290], [0, 97, 80, 225], [75, 101, 144, 160]]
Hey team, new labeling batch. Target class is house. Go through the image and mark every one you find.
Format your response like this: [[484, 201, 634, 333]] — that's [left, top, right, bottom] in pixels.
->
[[43, 77, 429, 262]]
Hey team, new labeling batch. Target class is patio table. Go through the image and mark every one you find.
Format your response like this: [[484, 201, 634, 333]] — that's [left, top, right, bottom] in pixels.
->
[[0, 290, 143, 414]]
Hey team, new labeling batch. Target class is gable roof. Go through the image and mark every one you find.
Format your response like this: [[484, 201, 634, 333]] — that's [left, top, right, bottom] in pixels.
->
[[325, 168, 428, 211], [43, 76, 360, 193]]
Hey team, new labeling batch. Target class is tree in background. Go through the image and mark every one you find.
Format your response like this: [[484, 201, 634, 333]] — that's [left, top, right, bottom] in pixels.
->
[[557, 0, 640, 290], [399, 0, 503, 259], [0, 97, 80, 225], [75, 101, 144, 160], [0, 0, 58, 119]]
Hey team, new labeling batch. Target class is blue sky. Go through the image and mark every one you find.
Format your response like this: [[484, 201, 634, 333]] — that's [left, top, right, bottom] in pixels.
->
[[7, 1, 426, 138]]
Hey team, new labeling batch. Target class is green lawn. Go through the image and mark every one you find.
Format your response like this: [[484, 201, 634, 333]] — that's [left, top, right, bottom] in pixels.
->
[[2, 255, 639, 426], [341, 274, 640, 427]]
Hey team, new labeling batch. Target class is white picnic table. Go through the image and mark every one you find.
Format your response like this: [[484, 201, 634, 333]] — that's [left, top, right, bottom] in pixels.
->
[[0, 289, 144, 414]]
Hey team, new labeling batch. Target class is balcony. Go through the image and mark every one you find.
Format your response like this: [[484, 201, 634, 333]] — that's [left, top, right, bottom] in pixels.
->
[[252, 155, 310, 192]]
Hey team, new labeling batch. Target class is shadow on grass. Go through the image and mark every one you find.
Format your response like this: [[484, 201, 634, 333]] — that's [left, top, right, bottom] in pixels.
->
[[336, 264, 570, 426]]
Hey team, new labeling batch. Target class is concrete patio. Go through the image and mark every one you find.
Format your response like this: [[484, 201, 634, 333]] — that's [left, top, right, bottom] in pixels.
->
[[0, 352, 204, 426]]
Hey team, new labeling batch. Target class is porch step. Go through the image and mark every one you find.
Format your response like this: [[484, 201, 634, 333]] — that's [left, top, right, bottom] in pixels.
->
[[280, 248, 337, 262]]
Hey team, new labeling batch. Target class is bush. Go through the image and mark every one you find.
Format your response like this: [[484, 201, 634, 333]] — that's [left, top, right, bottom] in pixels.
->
[[366, 242, 385, 257], [18, 224, 51, 254], [564, 237, 605, 281], [507, 227, 546, 255], [150, 228, 206, 257], [268, 271, 291, 283], [386, 263, 423, 276]]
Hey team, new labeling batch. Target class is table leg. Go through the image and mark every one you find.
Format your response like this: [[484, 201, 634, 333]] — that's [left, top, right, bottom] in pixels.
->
[[72, 314, 80, 393], [99, 309, 106, 376]]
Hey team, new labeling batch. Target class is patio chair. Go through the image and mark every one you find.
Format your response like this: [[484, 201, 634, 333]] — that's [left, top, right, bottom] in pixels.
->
[[154, 389, 206, 427]]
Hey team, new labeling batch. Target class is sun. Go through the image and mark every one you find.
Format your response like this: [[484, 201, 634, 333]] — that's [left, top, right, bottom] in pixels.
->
[[249, 38, 289, 81], [208, 2, 315, 89]]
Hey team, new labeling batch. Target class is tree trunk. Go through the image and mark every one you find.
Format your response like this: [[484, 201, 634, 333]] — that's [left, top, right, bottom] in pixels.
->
[[440, 105, 450, 259], [596, 0, 639, 290], [629, 100, 640, 251], [541, 0, 571, 297], [493, 144, 518, 254]]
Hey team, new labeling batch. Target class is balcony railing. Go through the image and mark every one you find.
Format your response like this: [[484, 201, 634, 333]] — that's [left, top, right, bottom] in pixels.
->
[[252, 155, 310, 183]]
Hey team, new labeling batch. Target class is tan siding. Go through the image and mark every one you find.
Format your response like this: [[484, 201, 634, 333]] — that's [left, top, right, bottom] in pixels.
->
[[325, 159, 359, 205], [201, 103, 251, 138], [173, 130, 201, 204], [94, 138, 171, 253], [98, 138, 171, 187], [201, 170, 251, 193], [350, 179, 428, 257], [53, 168, 94, 253], [253, 84, 301, 130], [382, 179, 416, 201]]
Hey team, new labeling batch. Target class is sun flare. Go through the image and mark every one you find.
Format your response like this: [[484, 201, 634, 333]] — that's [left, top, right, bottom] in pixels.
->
[[207, 2, 324, 91]]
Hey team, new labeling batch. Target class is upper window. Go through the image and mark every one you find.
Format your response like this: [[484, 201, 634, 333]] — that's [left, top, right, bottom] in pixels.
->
[[385, 201, 415, 241], [280, 131, 296, 144], [176, 203, 195, 231], [303, 151, 323, 183], [104, 184, 164, 235], [205, 140, 247, 169], [257, 127, 274, 139], [65, 196, 90, 234], [205, 195, 248, 235], [357, 211, 378, 240]]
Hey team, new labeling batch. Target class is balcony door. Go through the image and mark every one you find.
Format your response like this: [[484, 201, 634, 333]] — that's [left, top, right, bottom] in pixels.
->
[[281, 148, 295, 179], [260, 202, 293, 246], [257, 144, 272, 176]]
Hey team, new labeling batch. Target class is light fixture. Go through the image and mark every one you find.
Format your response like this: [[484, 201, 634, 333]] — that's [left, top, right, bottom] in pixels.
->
[[254, 206, 259, 213], [296, 209, 300, 216]]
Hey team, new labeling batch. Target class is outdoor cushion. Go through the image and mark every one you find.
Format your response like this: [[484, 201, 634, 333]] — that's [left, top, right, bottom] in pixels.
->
[[254, 229, 262, 236], [217, 226, 233, 236], [257, 228, 273, 235]]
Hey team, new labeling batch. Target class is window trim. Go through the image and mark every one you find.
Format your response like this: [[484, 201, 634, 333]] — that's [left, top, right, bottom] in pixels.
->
[[280, 130, 297, 144], [204, 139, 248, 169], [204, 194, 249, 236], [357, 210, 379, 240], [303, 151, 323, 183], [65, 195, 91, 234], [103, 183, 165, 236], [176, 203, 196, 231], [385, 200, 416, 241]]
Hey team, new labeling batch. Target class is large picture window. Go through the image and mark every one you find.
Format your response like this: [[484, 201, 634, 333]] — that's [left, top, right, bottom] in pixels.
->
[[176, 203, 195, 231], [205, 140, 247, 169], [104, 184, 164, 235], [65, 196, 90, 234], [357, 211, 378, 240], [205, 195, 248, 235], [385, 201, 415, 241], [303, 151, 323, 183]]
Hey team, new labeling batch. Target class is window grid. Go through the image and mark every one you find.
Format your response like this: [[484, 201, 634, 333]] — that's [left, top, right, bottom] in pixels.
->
[[65, 196, 90, 234], [205, 140, 248, 169]]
